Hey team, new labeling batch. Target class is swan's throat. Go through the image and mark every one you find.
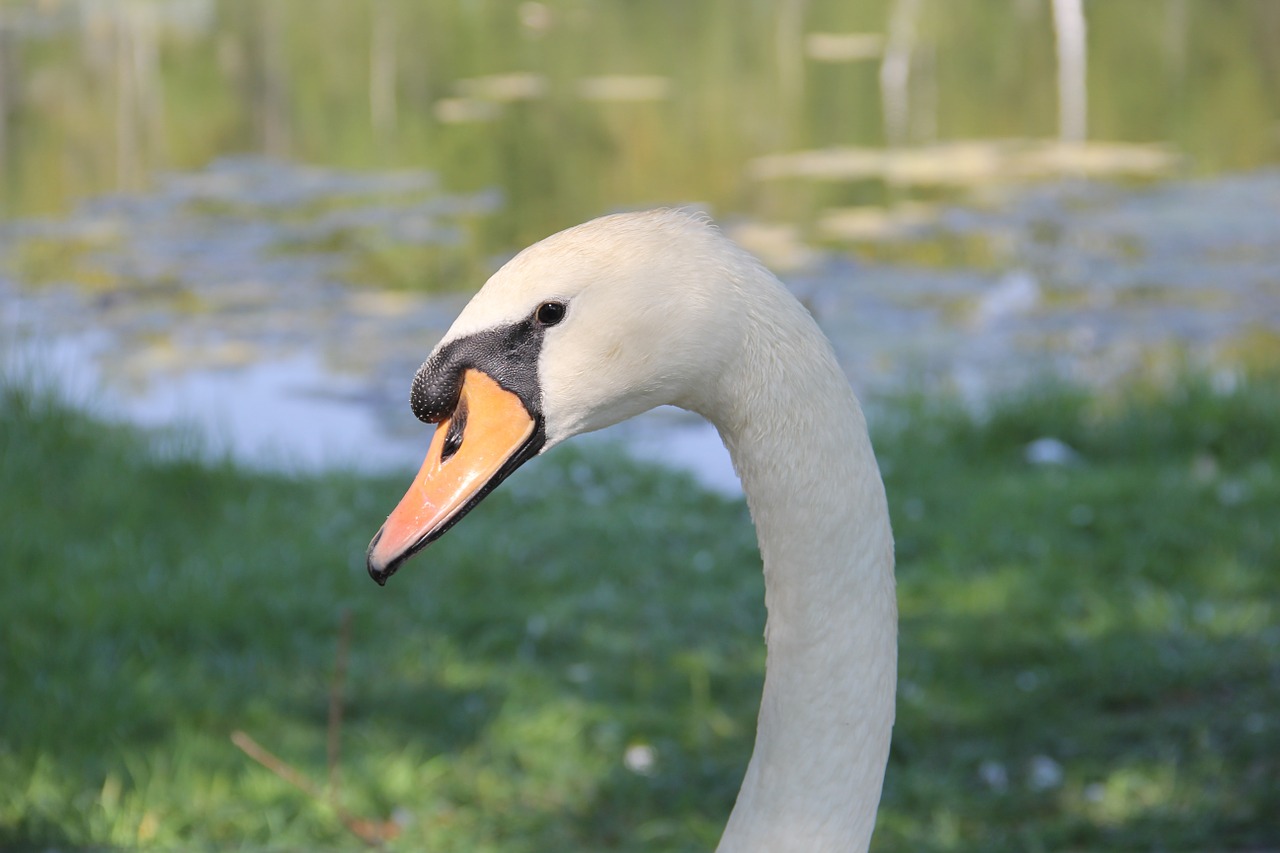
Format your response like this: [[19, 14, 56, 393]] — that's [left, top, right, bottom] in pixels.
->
[[705, 306, 897, 853]]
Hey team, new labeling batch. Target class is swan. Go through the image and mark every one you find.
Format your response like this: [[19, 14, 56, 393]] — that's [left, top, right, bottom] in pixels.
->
[[366, 209, 896, 852]]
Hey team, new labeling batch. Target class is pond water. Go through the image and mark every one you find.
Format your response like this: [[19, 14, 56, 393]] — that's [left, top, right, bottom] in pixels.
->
[[2, 1, 1279, 491]]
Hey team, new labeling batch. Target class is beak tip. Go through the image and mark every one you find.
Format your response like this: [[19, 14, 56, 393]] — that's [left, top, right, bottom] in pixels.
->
[[366, 529, 392, 586], [367, 556, 394, 586]]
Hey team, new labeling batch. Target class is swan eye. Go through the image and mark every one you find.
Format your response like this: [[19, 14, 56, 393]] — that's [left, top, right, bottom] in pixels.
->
[[535, 301, 567, 326]]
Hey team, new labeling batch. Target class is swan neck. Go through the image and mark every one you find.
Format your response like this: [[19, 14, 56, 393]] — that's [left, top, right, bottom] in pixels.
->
[[703, 288, 897, 853]]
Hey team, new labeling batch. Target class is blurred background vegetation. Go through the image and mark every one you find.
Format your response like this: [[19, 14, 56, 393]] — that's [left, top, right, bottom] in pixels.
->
[[3, 0, 1279, 253], [1, 0, 1278, 850]]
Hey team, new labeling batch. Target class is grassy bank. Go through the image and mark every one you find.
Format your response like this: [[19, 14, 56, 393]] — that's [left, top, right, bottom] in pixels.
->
[[1, 376, 1277, 851]]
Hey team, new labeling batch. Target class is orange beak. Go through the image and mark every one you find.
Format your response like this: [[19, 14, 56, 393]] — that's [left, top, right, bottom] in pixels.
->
[[366, 368, 541, 584]]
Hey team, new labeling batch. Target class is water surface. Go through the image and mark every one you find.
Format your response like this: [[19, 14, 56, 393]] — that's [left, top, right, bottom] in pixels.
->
[[2, 1, 1278, 488]]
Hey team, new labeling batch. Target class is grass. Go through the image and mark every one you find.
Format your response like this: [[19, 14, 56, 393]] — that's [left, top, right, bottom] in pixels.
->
[[0, 374, 1277, 851]]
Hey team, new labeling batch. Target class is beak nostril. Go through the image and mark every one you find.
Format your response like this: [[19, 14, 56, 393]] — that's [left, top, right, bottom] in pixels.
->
[[439, 399, 468, 463]]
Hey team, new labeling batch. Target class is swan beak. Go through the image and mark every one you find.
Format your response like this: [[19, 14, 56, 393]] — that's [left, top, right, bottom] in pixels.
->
[[366, 369, 541, 585]]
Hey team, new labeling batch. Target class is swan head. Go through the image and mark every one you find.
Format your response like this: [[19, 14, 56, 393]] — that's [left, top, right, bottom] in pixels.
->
[[366, 209, 760, 583]]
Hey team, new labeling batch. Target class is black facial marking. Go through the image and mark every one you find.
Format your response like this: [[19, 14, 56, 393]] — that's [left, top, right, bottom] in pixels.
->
[[410, 317, 546, 424]]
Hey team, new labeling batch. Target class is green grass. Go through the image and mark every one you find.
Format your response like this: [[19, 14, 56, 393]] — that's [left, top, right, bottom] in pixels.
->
[[1, 375, 1277, 851]]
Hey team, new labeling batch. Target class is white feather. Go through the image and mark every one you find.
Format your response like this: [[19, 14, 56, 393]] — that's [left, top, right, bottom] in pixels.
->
[[432, 209, 897, 852]]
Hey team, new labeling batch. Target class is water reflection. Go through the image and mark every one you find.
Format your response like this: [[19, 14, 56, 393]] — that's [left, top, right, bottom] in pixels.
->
[[1, 1, 1278, 485], [5, 159, 1279, 489], [3, 0, 1278, 232]]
